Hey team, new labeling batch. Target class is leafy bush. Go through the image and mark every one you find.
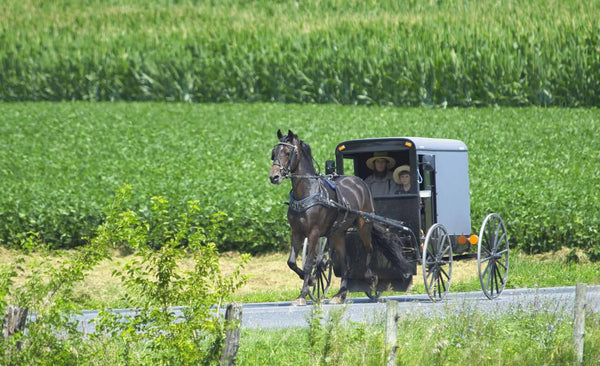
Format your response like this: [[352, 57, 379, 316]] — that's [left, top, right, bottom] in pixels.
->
[[0, 187, 249, 365]]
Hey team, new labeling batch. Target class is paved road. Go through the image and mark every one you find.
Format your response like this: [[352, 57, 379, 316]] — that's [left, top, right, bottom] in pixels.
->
[[74, 285, 599, 333], [240, 285, 600, 329]]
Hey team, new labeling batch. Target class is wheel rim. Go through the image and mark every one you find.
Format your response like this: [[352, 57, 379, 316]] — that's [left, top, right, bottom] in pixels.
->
[[477, 213, 509, 299], [309, 237, 332, 302], [422, 224, 453, 301]]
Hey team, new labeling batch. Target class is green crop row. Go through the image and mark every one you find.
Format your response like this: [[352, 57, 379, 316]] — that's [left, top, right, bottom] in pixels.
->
[[1, 103, 599, 258], [1, 0, 599, 106]]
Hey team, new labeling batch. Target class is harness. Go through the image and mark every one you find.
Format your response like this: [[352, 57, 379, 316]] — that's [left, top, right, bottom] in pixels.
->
[[285, 175, 354, 234], [273, 140, 351, 228], [287, 192, 328, 212]]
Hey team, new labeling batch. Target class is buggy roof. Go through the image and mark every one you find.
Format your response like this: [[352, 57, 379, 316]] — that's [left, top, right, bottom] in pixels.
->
[[335, 137, 467, 153]]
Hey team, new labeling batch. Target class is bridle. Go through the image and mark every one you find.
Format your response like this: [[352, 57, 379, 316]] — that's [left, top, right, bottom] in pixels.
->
[[271, 141, 299, 179], [271, 140, 325, 180]]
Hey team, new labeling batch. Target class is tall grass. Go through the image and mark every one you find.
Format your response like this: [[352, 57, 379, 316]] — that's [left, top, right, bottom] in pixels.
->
[[1, 0, 599, 106], [238, 302, 600, 365]]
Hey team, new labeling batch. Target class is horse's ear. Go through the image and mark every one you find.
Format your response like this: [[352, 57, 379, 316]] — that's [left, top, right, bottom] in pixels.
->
[[277, 129, 283, 139], [287, 130, 295, 141]]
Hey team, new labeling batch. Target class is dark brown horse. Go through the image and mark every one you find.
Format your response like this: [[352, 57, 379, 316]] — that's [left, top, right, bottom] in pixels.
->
[[269, 130, 411, 305]]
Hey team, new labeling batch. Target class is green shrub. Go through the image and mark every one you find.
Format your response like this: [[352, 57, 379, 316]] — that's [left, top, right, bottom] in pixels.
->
[[0, 187, 249, 365]]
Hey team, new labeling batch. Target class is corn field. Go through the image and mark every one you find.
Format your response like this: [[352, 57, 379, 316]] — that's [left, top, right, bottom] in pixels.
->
[[1, 0, 599, 106]]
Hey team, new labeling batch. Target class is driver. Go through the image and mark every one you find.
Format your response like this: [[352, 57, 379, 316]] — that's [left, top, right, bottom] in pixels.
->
[[364, 152, 400, 196]]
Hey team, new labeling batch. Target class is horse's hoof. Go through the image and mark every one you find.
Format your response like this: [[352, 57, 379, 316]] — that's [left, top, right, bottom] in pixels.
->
[[292, 297, 308, 306], [329, 296, 345, 305]]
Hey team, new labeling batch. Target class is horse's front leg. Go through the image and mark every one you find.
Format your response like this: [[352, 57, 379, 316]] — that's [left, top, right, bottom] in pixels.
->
[[287, 234, 305, 280]]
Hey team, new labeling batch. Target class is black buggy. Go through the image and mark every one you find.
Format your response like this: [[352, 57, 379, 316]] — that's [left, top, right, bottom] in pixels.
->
[[308, 137, 509, 302]]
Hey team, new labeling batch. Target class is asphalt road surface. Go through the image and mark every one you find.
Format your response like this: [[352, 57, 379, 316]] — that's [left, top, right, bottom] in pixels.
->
[[74, 285, 599, 333]]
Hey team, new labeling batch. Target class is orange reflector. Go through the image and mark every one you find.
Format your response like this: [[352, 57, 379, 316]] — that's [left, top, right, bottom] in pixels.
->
[[405, 142, 412, 147], [457, 235, 467, 245], [338, 145, 346, 151], [469, 235, 479, 245]]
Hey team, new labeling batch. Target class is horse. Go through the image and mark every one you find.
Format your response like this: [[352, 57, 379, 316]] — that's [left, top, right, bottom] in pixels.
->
[[269, 129, 412, 305]]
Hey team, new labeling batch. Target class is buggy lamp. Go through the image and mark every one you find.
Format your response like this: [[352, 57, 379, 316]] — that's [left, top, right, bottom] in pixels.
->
[[457, 235, 479, 245], [338, 145, 346, 151]]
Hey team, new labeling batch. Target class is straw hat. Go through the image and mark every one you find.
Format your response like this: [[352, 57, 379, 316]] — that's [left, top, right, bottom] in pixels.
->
[[393, 165, 411, 184], [366, 152, 396, 170]]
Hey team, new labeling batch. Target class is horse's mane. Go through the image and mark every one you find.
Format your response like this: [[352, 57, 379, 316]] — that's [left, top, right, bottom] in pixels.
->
[[282, 133, 313, 162], [299, 140, 313, 160]]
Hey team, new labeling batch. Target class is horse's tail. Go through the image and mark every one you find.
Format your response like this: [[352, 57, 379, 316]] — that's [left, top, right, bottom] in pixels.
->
[[371, 223, 414, 277]]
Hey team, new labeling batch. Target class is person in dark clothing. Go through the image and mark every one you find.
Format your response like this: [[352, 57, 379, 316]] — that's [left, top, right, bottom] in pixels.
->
[[364, 152, 400, 196]]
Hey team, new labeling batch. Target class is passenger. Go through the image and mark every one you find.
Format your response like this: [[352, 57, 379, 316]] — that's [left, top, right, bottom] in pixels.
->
[[364, 152, 400, 196], [393, 165, 412, 194]]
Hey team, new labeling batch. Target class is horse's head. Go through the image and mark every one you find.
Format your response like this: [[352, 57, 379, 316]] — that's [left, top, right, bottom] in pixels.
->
[[270, 129, 301, 184]]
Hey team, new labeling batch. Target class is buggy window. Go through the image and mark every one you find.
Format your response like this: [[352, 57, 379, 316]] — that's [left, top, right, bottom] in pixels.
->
[[343, 158, 355, 175]]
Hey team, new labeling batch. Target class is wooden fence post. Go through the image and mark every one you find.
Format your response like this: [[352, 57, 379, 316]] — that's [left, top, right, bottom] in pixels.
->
[[385, 300, 398, 366], [3, 305, 29, 350], [574, 283, 586, 365], [220, 303, 243, 366]]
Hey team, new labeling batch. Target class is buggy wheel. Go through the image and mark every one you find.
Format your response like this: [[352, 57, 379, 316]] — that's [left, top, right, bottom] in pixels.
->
[[422, 224, 453, 302], [308, 237, 333, 302], [478, 213, 509, 299]]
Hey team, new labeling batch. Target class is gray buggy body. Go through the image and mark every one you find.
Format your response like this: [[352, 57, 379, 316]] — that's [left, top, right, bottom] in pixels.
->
[[334, 137, 471, 238], [331, 137, 475, 293]]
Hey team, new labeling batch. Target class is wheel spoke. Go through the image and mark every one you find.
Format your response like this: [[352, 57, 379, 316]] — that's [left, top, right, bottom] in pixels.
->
[[494, 263, 505, 286], [485, 226, 493, 247], [427, 269, 437, 290], [496, 248, 509, 256], [495, 260, 508, 271], [437, 274, 447, 296], [441, 244, 452, 257], [498, 232, 508, 243], [439, 266, 450, 281], [318, 277, 324, 296], [482, 259, 492, 279], [308, 238, 332, 302], [479, 255, 493, 263], [493, 219, 502, 240], [481, 233, 493, 254], [487, 264, 495, 292], [488, 262, 497, 293]]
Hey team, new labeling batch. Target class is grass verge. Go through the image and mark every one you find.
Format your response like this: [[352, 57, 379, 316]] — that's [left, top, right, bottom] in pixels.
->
[[237, 301, 600, 365], [1, 247, 597, 309]]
